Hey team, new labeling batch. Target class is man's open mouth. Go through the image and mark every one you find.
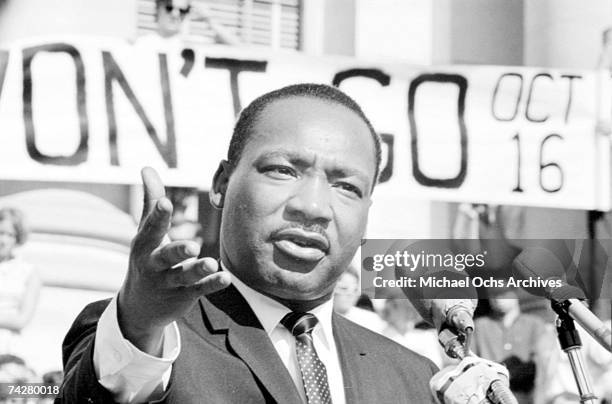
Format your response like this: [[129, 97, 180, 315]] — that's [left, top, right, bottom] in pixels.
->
[[271, 228, 329, 262]]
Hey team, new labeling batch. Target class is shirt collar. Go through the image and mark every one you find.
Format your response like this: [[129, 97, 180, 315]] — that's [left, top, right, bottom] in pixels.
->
[[221, 262, 335, 345]]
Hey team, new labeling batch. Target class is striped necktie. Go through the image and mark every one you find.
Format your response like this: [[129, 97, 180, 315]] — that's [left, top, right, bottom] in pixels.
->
[[281, 312, 333, 404]]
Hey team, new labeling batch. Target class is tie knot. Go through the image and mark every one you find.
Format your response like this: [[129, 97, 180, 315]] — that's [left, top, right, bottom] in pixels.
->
[[281, 312, 318, 337]]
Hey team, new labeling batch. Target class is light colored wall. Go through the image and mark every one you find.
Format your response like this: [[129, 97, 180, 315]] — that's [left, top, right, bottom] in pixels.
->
[[0, 0, 137, 43], [432, 0, 451, 65], [301, 0, 356, 56], [323, 0, 356, 56], [354, 0, 524, 66], [300, 0, 325, 55], [524, 0, 612, 68], [355, 0, 433, 64], [450, 0, 523, 65]]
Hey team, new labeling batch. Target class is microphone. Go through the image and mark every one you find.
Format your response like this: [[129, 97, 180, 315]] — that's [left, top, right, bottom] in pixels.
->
[[409, 287, 519, 404], [513, 247, 612, 352], [405, 283, 477, 356], [390, 242, 517, 403], [409, 298, 477, 334], [400, 265, 477, 334]]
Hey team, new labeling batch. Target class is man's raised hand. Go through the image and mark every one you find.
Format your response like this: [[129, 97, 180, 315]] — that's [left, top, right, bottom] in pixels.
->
[[116, 167, 231, 355]]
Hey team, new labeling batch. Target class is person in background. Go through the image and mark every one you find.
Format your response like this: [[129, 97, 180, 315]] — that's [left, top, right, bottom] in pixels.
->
[[155, 0, 240, 45], [472, 289, 545, 404], [167, 188, 204, 245], [0, 354, 37, 404], [380, 298, 447, 369], [0, 208, 41, 356], [332, 266, 386, 333], [155, 0, 191, 38], [40, 370, 64, 403]]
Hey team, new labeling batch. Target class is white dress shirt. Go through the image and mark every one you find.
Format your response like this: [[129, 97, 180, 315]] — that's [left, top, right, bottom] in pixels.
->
[[93, 269, 346, 404], [93, 296, 180, 403]]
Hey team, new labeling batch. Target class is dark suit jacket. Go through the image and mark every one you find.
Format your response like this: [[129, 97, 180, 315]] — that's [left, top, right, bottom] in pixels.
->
[[56, 285, 438, 403]]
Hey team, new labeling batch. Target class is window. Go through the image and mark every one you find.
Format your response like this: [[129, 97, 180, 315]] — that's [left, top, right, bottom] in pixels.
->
[[137, 0, 302, 50]]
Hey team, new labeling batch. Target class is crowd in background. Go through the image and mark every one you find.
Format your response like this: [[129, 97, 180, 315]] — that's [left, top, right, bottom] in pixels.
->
[[0, 207, 56, 403], [332, 268, 612, 404]]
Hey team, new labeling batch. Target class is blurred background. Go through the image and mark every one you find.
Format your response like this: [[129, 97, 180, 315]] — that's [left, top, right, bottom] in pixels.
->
[[0, 1, 611, 403]]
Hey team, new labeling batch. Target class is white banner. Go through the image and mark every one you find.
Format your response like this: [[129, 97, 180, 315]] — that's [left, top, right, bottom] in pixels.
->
[[0, 36, 610, 210]]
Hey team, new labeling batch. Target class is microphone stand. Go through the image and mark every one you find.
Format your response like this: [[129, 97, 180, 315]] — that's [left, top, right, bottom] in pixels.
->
[[551, 300, 598, 404]]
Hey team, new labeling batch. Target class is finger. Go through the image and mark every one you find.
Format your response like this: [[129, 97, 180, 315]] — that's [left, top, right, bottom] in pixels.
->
[[167, 257, 220, 287], [133, 197, 173, 255], [140, 167, 166, 228], [189, 271, 231, 296], [150, 240, 201, 271]]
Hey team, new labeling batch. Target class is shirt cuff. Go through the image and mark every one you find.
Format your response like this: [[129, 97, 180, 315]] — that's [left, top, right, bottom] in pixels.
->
[[93, 295, 180, 403]]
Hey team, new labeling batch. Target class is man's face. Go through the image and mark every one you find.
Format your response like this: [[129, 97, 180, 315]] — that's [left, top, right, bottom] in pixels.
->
[[489, 290, 519, 314], [218, 97, 376, 301], [156, 0, 191, 37], [333, 272, 360, 314]]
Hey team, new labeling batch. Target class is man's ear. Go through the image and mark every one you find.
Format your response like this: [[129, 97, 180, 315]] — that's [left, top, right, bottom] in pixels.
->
[[210, 160, 232, 209]]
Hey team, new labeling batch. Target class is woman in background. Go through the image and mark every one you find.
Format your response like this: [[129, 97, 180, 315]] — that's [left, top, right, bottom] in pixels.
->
[[0, 207, 40, 355]]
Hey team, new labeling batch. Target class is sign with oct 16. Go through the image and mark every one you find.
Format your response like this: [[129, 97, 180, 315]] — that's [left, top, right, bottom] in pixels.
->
[[0, 36, 609, 210]]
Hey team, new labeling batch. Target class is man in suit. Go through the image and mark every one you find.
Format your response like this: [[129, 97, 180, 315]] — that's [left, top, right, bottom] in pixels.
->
[[57, 83, 438, 403]]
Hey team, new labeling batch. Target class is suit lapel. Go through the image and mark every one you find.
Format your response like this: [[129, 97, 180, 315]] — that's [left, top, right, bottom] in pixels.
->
[[201, 285, 303, 404], [333, 313, 374, 404]]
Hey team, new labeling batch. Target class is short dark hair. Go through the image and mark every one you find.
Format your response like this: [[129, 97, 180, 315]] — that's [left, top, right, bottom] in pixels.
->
[[227, 83, 382, 189]]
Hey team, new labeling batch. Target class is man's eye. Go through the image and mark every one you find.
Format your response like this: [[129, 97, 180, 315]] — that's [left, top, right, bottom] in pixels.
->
[[262, 165, 296, 179], [335, 182, 363, 198]]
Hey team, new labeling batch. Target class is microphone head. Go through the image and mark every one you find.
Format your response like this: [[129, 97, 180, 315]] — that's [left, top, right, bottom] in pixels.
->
[[512, 248, 558, 297], [512, 242, 585, 300], [512, 244, 570, 280], [401, 271, 478, 329]]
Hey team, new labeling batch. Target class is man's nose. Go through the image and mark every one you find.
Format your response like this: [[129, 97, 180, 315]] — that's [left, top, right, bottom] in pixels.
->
[[285, 174, 333, 223]]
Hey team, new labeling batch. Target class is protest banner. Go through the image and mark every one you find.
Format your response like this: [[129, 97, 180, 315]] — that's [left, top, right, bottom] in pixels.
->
[[0, 36, 609, 209]]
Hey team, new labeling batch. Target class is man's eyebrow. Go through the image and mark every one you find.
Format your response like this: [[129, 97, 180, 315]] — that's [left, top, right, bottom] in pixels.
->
[[254, 150, 322, 170], [255, 149, 373, 187], [328, 167, 371, 185], [255, 149, 307, 161]]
